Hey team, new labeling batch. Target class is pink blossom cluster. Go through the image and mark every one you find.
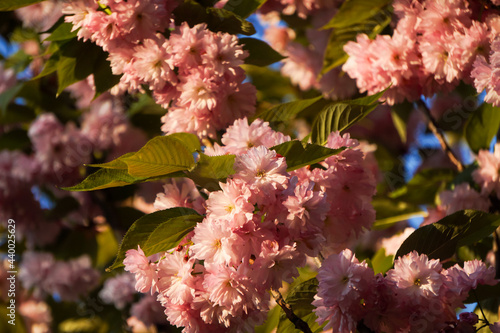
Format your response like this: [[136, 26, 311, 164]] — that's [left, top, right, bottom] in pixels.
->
[[263, 14, 357, 99], [62, 0, 256, 138], [259, 0, 341, 20], [99, 272, 136, 309], [313, 249, 497, 332], [0, 150, 60, 247], [439, 182, 491, 214], [19, 251, 100, 302], [28, 113, 92, 186], [472, 36, 500, 106], [124, 118, 377, 332], [473, 143, 500, 199], [343, 0, 497, 104]]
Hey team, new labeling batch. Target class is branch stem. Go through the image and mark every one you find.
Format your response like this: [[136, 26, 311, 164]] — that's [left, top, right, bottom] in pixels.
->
[[417, 100, 464, 172], [271, 289, 313, 333]]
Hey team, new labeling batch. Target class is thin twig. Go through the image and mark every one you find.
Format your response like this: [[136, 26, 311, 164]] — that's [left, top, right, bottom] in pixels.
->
[[472, 289, 490, 326], [271, 289, 313, 333], [416, 100, 464, 172]]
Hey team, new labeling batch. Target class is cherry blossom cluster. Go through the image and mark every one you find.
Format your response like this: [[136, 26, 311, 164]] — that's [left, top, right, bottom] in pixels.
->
[[0, 73, 151, 243], [19, 251, 100, 302], [99, 272, 167, 329], [62, 0, 256, 138], [343, 0, 499, 105], [259, 0, 341, 20], [421, 143, 500, 225], [123, 118, 377, 332], [262, 5, 357, 100], [314, 249, 497, 332]]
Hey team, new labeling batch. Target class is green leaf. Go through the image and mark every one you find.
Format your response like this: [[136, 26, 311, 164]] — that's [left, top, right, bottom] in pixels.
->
[[464, 103, 500, 153], [62, 168, 146, 191], [391, 101, 413, 144], [256, 95, 324, 123], [35, 37, 119, 97], [311, 91, 384, 145], [56, 39, 101, 96], [271, 141, 344, 171], [389, 168, 456, 205], [92, 49, 121, 96], [33, 51, 60, 79], [321, 4, 392, 73], [187, 153, 235, 191], [243, 65, 295, 102], [44, 22, 77, 42], [59, 317, 107, 333], [322, 0, 392, 29], [372, 197, 425, 230], [239, 37, 285, 67], [0, 83, 23, 113], [371, 248, 394, 274], [121, 136, 196, 178], [223, 0, 267, 18], [95, 225, 119, 268], [255, 305, 281, 333], [0, 0, 45, 11], [107, 207, 202, 271], [142, 215, 203, 257], [87, 152, 135, 170], [0, 104, 35, 124], [168, 132, 201, 153], [277, 278, 325, 333], [395, 210, 500, 261], [173, 0, 256, 36], [0, 128, 31, 151]]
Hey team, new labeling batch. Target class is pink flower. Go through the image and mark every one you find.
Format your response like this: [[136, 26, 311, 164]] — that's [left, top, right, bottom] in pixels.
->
[[233, 146, 289, 193], [473, 143, 500, 198], [130, 294, 166, 327], [439, 183, 490, 214], [491, 322, 500, 333], [154, 178, 205, 215], [156, 251, 198, 305], [190, 218, 241, 265], [264, 25, 295, 53], [281, 42, 321, 91], [81, 100, 128, 150], [282, 180, 329, 241], [205, 179, 254, 222], [124, 246, 158, 294], [471, 38, 500, 106], [379, 227, 415, 256], [0, 63, 16, 94], [313, 249, 375, 331], [253, 241, 303, 290], [132, 36, 176, 91], [387, 251, 444, 299], [99, 273, 136, 309], [202, 32, 248, 76], [219, 118, 290, 155]]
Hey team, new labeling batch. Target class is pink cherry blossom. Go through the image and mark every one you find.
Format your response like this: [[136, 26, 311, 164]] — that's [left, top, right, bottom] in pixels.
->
[[123, 246, 158, 294], [386, 251, 443, 299], [473, 143, 500, 198], [439, 183, 491, 214]]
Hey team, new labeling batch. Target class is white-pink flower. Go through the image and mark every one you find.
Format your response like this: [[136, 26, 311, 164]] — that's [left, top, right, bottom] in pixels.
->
[[473, 143, 500, 198], [387, 251, 444, 299], [123, 246, 158, 294]]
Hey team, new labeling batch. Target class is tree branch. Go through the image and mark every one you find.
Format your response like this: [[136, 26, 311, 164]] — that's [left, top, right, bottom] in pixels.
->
[[271, 289, 313, 333], [416, 100, 464, 172]]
